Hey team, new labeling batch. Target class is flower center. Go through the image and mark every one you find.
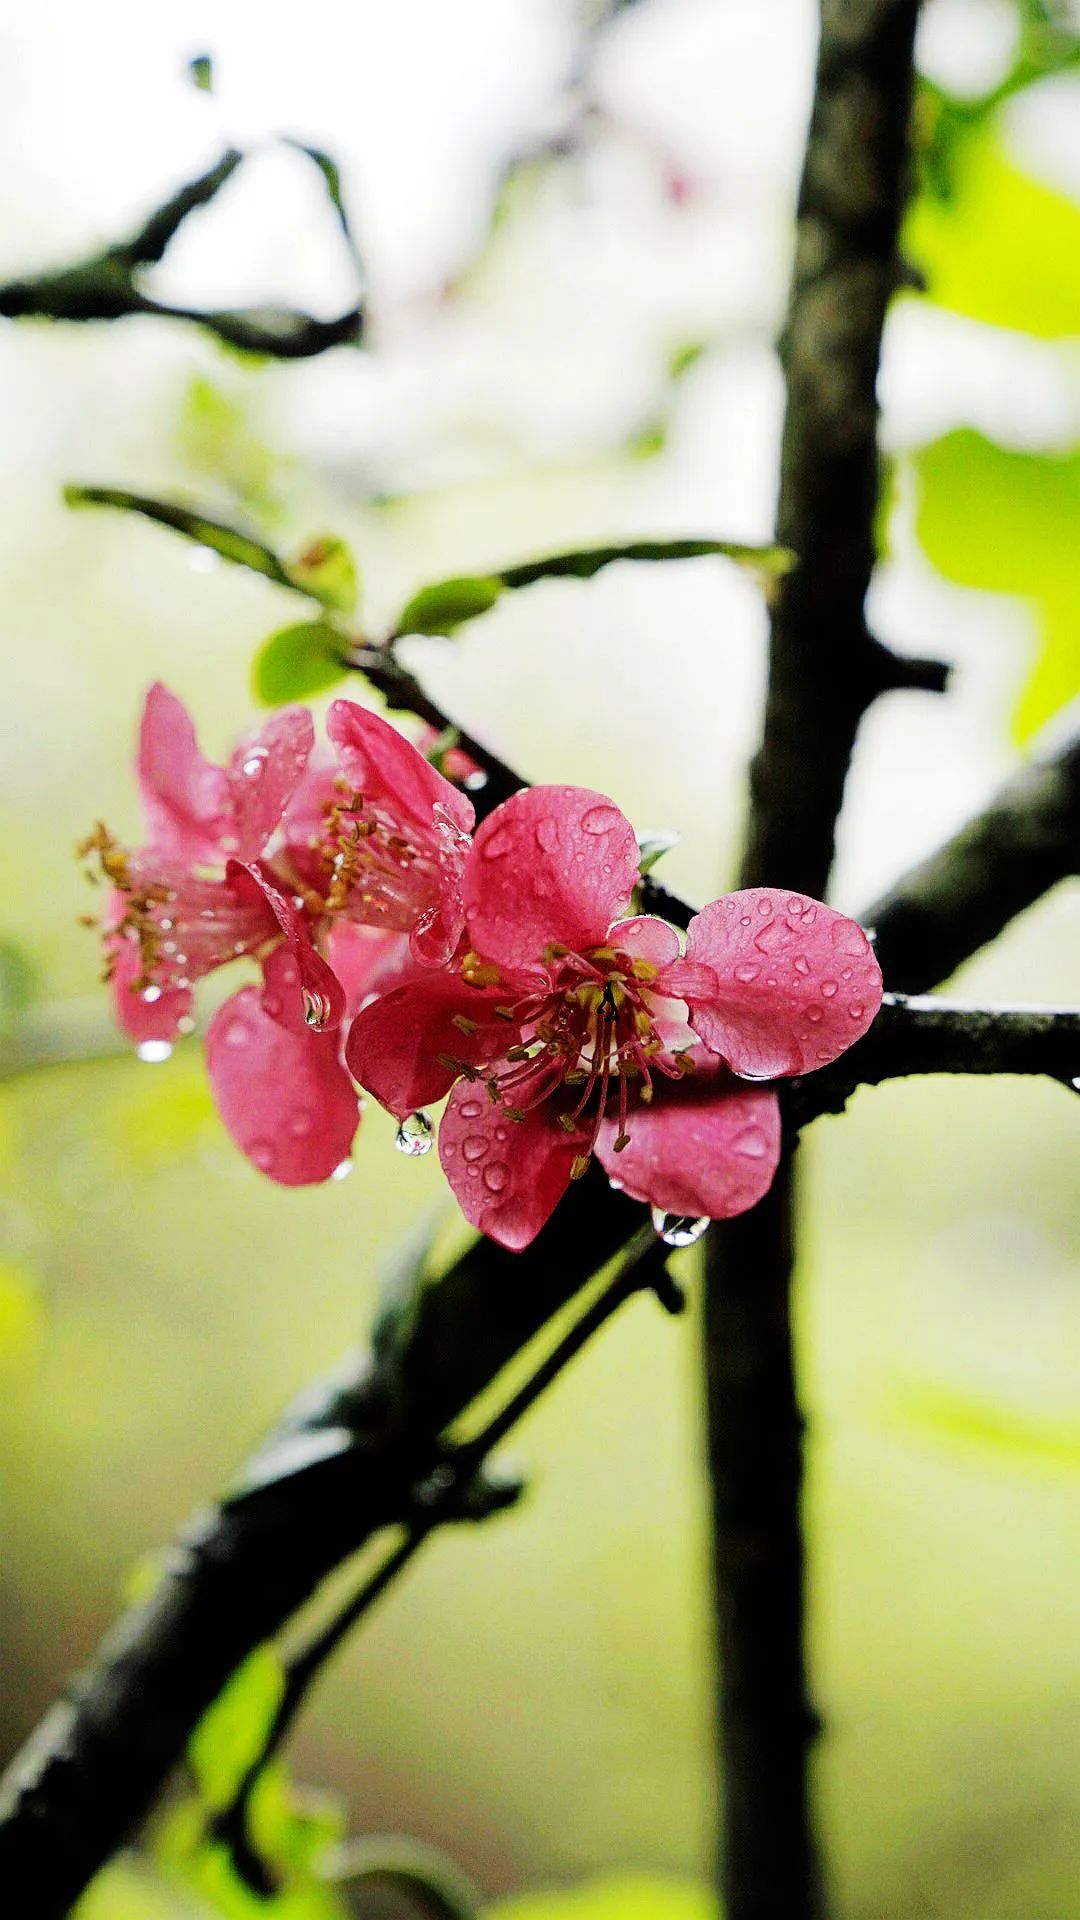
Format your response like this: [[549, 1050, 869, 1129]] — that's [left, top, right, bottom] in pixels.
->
[[77, 823, 270, 995], [313, 783, 441, 929]]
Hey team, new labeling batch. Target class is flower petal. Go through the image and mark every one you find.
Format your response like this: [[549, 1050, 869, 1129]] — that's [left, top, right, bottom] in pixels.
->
[[325, 922, 413, 1016], [345, 974, 511, 1119], [228, 707, 314, 861], [609, 915, 682, 969], [137, 682, 231, 861], [228, 861, 345, 1034], [439, 1086, 585, 1251], [596, 1070, 780, 1220], [327, 700, 475, 837], [464, 786, 640, 970], [683, 888, 883, 1078], [108, 932, 192, 1044], [205, 986, 359, 1185]]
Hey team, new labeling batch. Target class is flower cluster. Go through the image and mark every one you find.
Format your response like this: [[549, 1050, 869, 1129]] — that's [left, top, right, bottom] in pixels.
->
[[83, 687, 882, 1248]]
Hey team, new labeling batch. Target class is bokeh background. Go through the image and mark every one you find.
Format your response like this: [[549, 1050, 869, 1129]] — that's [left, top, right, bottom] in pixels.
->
[[1, 2, 1078, 1917]]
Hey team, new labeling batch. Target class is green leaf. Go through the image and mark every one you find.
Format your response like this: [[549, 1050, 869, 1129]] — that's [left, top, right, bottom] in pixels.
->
[[396, 575, 505, 637], [484, 1877, 718, 1920], [0, 938, 42, 1034], [496, 539, 794, 589], [913, 429, 1080, 738], [188, 53, 214, 93], [253, 622, 349, 706], [905, 126, 1080, 339], [636, 830, 680, 875], [188, 1648, 285, 1813], [286, 536, 360, 615]]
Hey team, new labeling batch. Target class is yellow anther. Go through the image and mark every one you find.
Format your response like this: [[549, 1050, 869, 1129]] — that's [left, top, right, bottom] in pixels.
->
[[570, 982, 603, 1012], [612, 1132, 631, 1152], [556, 1113, 577, 1134], [631, 957, 659, 982], [639, 1082, 654, 1104], [570, 1154, 590, 1181], [673, 1051, 697, 1076], [588, 945, 616, 964], [542, 942, 570, 963], [634, 1009, 653, 1037], [462, 952, 501, 989], [452, 1014, 479, 1036]]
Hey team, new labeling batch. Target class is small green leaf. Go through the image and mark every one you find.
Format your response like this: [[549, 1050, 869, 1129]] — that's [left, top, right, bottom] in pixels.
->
[[253, 623, 348, 706], [496, 538, 794, 589], [188, 52, 214, 93], [0, 939, 42, 1034], [667, 339, 707, 380], [286, 535, 360, 615], [189, 1648, 284, 1812], [396, 575, 505, 637], [636, 830, 680, 875]]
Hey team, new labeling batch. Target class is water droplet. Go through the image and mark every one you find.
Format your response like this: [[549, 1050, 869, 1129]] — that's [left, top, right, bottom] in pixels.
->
[[734, 963, 758, 984], [331, 1158, 353, 1181], [821, 979, 838, 997], [161, 940, 177, 957], [142, 984, 163, 1004], [607, 1175, 624, 1192], [651, 1208, 708, 1248], [733, 1126, 769, 1158], [187, 544, 220, 573], [462, 1133, 489, 1163], [482, 1159, 510, 1193], [535, 818, 560, 853], [395, 1110, 434, 1156], [849, 1004, 865, 1019], [176, 1014, 196, 1036], [136, 1039, 172, 1064], [223, 1017, 250, 1047], [464, 768, 489, 793], [582, 804, 621, 836], [830, 919, 868, 956], [458, 1099, 484, 1120], [248, 1138, 276, 1173], [793, 956, 810, 976], [806, 1005, 823, 1024], [740, 914, 752, 926], [242, 748, 268, 779], [262, 994, 281, 1019], [1071, 1076, 1080, 1094], [289, 1110, 315, 1139], [303, 988, 332, 1029], [757, 897, 772, 916], [840, 968, 853, 981], [481, 827, 513, 860]]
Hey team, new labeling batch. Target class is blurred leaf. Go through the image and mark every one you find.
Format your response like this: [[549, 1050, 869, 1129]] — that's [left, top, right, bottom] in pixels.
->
[[396, 575, 505, 637], [495, 538, 794, 589], [175, 377, 279, 516], [913, 429, 1080, 737], [906, 127, 1080, 338], [188, 1649, 284, 1813], [187, 54, 214, 94], [73, 1853, 210, 1918], [0, 1258, 42, 1364], [625, 419, 668, 460], [666, 340, 707, 380], [253, 623, 349, 706], [286, 537, 360, 616], [485, 1877, 718, 1920], [0, 938, 42, 1034], [636, 830, 680, 876], [65, 487, 300, 591]]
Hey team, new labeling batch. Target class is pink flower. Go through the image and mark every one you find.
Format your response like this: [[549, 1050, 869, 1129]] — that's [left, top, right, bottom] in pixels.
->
[[346, 785, 882, 1250], [83, 687, 473, 1185]]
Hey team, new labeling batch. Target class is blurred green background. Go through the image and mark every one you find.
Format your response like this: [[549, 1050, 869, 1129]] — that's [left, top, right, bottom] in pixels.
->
[[1, 2, 1078, 1916]]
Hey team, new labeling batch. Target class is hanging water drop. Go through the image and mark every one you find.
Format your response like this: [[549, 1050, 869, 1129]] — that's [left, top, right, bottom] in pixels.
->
[[136, 1039, 173, 1064], [141, 984, 163, 1004], [331, 1157, 353, 1181], [651, 1207, 708, 1248], [395, 1110, 434, 1157], [303, 988, 332, 1029]]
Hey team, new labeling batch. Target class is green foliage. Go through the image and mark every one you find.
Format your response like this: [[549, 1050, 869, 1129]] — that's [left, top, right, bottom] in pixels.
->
[[286, 536, 360, 616], [64, 488, 301, 592], [396, 574, 505, 637], [636, 830, 680, 875], [906, 126, 1080, 339], [0, 936, 41, 1033], [485, 1878, 718, 1920], [253, 623, 349, 706], [188, 1648, 285, 1812], [175, 378, 280, 519], [913, 428, 1080, 738]]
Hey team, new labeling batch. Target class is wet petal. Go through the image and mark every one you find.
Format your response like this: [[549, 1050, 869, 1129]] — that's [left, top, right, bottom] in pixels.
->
[[439, 1086, 585, 1252], [596, 1070, 780, 1220], [108, 933, 192, 1044], [464, 786, 640, 971], [610, 915, 682, 970], [325, 922, 413, 1017], [205, 986, 359, 1185], [327, 700, 474, 838], [137, 682, 231, 861], [228, 707, 314, 861], [345, 974, 511, 1119], [228, 861, 345, 1034], [684, 889, 883, 1078]]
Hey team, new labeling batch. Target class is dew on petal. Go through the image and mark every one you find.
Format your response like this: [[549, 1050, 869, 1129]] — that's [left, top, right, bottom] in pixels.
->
[[331, 1158, 353, 1181], [136, 1039, 173, 1064], [582, 804, 622, 836], [176, 1015, 196, 1036], [535, 818, 560, 853], [262, 994, 281, 1018], [481, 827, 514, 860], [248, 1138, 276, 1173], [821, 980, 838, 997], [733, 1126, 769, 1158], [141, 984, 163, 1004], [806, 1005, 823, 1024], [840, 968, 853, 981], [794, 956, 810, 976], [651, 1208, 708, 1248], [734, 963, 758, 983], [289, 1110, 315, 1139], [395, 1110, 434, 1156], [462, 1133, 489, 1162], [242, 748, 269, 779], [223, 1017, 250, 1048], [458, 1098, 484, 1120], [482, 1160, 510, 1193], [849, 1004, 865, 1019]]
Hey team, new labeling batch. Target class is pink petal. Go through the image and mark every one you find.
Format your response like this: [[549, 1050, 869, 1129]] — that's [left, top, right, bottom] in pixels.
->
[[463, 786, 640, 971], [439, 1086, 585, 1252], [327, 700, 475, 838], [325, 923, 414, 1017], [683, 889, 883, 1078], [137, 682, 231, 861], [108, 932, 192, 1043], [228, 707, 314, 861], [596, 1071, 780, 1221], [228, 861, 345, 1034], [609, 915, 682, 969], [205, 986, 359, 1185], [345, 974, 511, 1120]]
